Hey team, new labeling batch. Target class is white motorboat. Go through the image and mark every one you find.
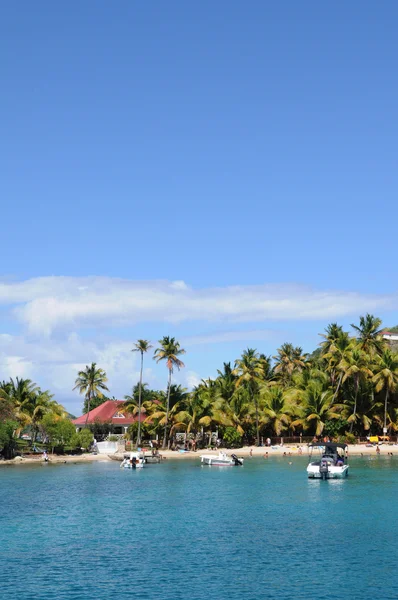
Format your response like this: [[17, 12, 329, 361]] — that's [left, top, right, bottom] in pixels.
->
[[200, 451, 244, 466], [307, 442, 349, 479], [120, 452, 145, 469]]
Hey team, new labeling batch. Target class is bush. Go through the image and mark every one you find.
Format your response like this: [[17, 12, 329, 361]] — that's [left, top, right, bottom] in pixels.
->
[[223, 427, 243, 448], [0, 420, 18, 459], [41, 414, 76, 453], [337, 432, 356, 445], [71, 429, 94, 451]]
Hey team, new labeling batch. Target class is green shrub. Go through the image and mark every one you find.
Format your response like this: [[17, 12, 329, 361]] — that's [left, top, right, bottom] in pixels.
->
[[71, 429, 94, 451], [41, 414, 76, 453], [223, 427, 243, 448]]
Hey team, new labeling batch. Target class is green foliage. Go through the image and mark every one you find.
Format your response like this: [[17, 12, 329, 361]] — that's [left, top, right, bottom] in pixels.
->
[[41, 414, 76, 452], [324, 418, 349, 438], [73, 363, 109, 423], [223, 427, 242, 448], [77, 429, 94, 450], [0, 420, 18, 459]]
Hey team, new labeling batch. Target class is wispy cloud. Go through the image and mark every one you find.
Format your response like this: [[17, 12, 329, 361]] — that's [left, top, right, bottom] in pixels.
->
[[0, 276, 395, 335], [182, 329, 280, 346]]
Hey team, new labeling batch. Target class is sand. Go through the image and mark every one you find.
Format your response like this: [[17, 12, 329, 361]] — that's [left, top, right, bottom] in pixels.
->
[[1, 442, 396, 466]]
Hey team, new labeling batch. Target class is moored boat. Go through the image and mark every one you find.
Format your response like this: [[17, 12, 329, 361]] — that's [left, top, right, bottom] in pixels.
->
[[200, 451, 244, 466], [307, 442, 349, 479], [120, 452, 145, 469]]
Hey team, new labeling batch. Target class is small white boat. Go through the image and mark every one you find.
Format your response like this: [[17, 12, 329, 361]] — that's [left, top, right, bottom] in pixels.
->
[[120, 452, 145, 469], [307, 442, 349, 479], [200, 451, 244, 466]]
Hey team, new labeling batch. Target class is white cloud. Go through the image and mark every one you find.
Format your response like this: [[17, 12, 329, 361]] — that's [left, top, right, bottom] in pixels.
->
[[0, 276, 395, 335], [185, 370, 201, 389], [0, 332, 160, 414]]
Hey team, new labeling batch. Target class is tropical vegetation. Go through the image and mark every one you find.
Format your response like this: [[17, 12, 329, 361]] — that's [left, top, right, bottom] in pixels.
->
[[2, 315, 398, 458]]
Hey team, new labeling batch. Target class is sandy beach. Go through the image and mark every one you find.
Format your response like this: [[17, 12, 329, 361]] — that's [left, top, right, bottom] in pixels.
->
[[1, 442, 396, 466], [160, 443, 398, 459]]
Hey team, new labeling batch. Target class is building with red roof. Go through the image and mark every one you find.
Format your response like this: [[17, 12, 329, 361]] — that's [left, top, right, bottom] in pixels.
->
[[72, 400, 144, 434]]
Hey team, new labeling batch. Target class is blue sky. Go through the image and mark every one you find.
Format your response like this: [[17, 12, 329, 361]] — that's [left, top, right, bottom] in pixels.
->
[[1, 2, 398, 414]]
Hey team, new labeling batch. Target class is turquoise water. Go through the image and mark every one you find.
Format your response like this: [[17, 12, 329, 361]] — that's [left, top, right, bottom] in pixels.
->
[[1, 456, 398, 600]]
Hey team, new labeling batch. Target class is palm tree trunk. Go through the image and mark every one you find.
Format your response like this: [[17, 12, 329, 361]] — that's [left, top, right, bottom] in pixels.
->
[[349, 376, 359, 434], [384, 388, 389, 432], [332, 372, 343, 403], [255, 396, 259, 446], [137, 351, 143, 446], [163, 369, 172, 449], [84, 391, 91, 428]]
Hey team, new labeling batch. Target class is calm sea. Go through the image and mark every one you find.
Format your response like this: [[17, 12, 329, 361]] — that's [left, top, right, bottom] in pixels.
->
[[1, 456, 397, 600]]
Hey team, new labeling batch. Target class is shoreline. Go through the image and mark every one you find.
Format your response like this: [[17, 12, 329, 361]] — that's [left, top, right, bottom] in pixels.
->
[[160, 443, 398, 459], [0, 453, 112, 466], [2, 443, 396, 466]]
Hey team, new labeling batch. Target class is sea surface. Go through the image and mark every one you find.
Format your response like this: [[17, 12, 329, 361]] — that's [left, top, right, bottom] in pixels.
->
[[1, 455, 398, 600]]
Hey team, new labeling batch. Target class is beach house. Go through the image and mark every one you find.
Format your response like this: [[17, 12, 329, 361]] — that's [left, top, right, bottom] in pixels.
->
[[72, 399, 144, 435]]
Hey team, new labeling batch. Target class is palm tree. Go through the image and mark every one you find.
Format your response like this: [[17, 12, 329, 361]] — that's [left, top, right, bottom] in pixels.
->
[[292, 381, 338, 436], [153, 336, 186, 448], [372, 349, 398, 434], [319, 323, 344, 355], [0, 378, 40, 435], [261, 385, 293, 436], [351, 313, 385, 356], [323, 330, 351, 401], [215, 362, 237, 403], [131, 340, 153, 446], [341, 346, 373, 433], [73, 363, 109, 428], [273, 343, 306, 386], [233, 348, 264, 446]]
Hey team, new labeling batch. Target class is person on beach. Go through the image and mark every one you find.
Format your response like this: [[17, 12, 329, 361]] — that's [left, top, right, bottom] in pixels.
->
[[264, 452, 268, 458], [266, 438, 271, 447], [43, 451, 48, 462], [376, 445, 380, 454], [250, 448, 253, 457]]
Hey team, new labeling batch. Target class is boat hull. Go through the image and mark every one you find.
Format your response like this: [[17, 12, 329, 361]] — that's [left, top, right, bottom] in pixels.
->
[[307, 463, 349, 479], [200, 452, 244, 466], [201, 458, 235, 466]]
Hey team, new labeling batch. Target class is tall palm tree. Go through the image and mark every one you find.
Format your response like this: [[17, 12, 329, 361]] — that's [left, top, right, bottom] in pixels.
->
[[131, 340, 153, 445], [233, 348, 264, 446], [351, 313, 385, 356], [153, 336, 186, 448], [73, 363, 109, 428], [319, 323, 344, 355], [215, 362, 237, 403], [323, 330, 351, 401], [273, 343, 306, 386], [341, 346, 373, 433], [372, 349, 398, 433]]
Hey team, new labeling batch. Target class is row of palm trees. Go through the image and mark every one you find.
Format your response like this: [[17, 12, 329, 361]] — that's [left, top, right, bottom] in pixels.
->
[[6, 314, 394, 450], [118, 315, 398, 447], [0, 377, 67, 443]]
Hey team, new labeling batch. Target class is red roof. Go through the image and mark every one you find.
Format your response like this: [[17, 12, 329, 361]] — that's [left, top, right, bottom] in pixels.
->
[[72, 400, 145, 426]]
